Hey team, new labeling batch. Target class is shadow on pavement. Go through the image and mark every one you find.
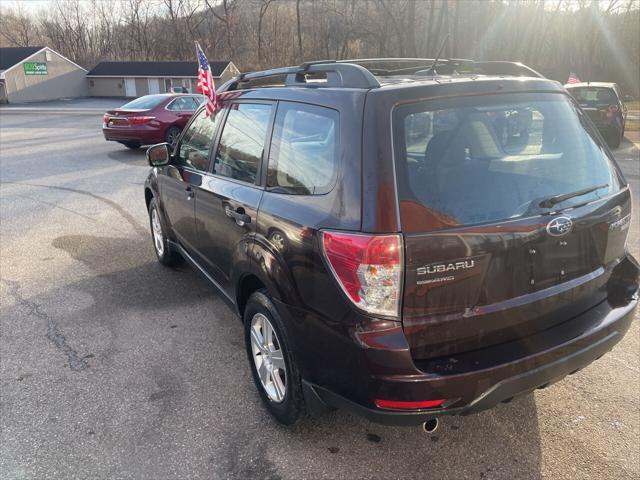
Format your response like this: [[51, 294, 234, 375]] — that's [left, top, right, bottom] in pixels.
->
[[32, 232, 542, 479], [107, 147, 149, 166]]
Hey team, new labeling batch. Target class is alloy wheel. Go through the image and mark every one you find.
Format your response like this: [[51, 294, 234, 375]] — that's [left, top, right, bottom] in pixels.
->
[[167, 128, 180, 147], [250, 313, 287, 403], [151, 208, 164, 256]]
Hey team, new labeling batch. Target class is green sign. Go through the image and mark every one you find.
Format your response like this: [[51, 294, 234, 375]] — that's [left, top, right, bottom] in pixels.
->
[[23, 62, 47, 75]]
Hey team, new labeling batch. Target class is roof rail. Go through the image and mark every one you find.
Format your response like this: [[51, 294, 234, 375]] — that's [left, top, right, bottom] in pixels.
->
[[217, 58, 545, 93], [341, 57, 473, 64], [470, 61, 545, 79], [339, 57, 474, 75], [219, 61, 380, 92]]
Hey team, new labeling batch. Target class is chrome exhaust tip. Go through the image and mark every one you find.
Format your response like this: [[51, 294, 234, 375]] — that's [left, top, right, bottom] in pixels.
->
[[422, 418, 439, 433]]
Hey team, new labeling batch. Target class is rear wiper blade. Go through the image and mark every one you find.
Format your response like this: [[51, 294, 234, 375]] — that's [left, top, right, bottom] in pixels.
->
[[538, 184, 609, 209]]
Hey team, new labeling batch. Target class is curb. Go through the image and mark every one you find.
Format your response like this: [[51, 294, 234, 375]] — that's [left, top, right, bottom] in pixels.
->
[[0, 108, 105, 115]]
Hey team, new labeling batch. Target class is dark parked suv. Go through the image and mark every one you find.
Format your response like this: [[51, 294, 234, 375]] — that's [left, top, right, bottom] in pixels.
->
[[565, 82, 627, 148], [143, 59, 638, 429]]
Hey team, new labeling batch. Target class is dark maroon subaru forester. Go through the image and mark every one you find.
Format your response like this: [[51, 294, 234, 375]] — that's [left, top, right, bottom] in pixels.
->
[[143, 59, 638, 430]]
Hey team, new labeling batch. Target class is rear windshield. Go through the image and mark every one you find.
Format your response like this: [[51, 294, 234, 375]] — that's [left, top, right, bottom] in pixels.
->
[[120, 95, 166, 110], [392, 93, 623, 232], [567, 87, 617, 105]]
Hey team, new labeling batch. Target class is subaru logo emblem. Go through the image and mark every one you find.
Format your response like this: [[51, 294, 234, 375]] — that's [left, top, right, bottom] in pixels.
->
[[546, 216, 573, 236]]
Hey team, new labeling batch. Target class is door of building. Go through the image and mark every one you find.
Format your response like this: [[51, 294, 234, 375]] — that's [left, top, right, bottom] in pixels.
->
[[0, 81, 7, 103], [124, 78, 136, 97], [148, 78, 160, 95]]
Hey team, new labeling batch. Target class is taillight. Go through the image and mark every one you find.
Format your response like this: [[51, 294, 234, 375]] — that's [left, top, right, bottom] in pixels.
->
[[128, 116, 156, 124], [321, 231, 402, 318], [103, 114, 109, 124]]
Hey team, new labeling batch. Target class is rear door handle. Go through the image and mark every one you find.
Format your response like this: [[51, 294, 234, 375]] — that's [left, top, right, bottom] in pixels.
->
[[225, 205, 251, 226]]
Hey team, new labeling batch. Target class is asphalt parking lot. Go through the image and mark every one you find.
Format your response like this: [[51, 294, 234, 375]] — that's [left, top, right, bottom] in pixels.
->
[[1, 107, 639, 480]]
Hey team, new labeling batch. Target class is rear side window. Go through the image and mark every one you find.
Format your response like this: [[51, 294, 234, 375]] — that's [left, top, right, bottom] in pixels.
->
[[167, 97, 198, 111], [267, 102, 338, 195], [393, 93, 623, 232], [214, 103, 272, 184], [120, 95, 166, 110], [568, 87, 617, 105]]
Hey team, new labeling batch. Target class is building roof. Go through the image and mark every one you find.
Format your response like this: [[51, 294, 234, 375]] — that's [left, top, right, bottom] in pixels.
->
[[0, 46, 44, 70], [87, 61, 232, 78]]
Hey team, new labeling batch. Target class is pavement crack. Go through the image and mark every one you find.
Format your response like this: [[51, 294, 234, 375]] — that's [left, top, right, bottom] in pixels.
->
[[2, 278, 89, 371], [1, 181, 147, 237], [14, 193, 97, 223]]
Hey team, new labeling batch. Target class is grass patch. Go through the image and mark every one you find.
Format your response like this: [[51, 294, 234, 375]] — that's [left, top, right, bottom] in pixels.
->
[[625, 119, 640, 131]]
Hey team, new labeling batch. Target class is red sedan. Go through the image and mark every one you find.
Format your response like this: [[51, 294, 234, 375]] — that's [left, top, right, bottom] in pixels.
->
[[102, 94, 204, 149]]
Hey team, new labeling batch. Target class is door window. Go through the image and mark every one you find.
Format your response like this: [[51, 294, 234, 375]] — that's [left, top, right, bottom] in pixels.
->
[[167, 96, 198, 111], [213, 103, 272, 184], [176, 108, 220, 172], [267, 102, 339, 195]]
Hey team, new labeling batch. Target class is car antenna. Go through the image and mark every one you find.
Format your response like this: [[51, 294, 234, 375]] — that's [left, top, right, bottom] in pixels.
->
[[423, 34, 449, 76]]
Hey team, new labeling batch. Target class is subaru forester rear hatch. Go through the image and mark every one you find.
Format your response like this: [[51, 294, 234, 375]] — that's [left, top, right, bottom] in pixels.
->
[[566, 86, 620, 126], [392, 91, 630, 360]]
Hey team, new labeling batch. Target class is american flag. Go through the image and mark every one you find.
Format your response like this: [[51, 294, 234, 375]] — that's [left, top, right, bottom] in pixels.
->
[[196, 42, 217, 116], [567, 72, 581, 84]]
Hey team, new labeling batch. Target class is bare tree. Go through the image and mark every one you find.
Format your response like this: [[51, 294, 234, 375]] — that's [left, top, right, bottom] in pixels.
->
[[296, 0, 303, 60], [0, 2, 35, 46], [0, 0, 638, 95], [257, 0, 275, 66]]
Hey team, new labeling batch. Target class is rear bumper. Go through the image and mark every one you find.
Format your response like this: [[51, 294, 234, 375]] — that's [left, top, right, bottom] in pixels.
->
[[287, 265, 638, 426], [303, 302, 634, 425], [102, 126, 164, 145]]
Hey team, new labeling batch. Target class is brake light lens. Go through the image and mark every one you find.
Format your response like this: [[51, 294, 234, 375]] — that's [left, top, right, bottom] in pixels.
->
[[103, 114, 109, 124], [128, 116, 156, 124], [321, 231, 402, 318], [375, 398, 446, 410]]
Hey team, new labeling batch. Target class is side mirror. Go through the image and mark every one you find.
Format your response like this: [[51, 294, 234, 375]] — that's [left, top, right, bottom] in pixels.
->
[[146, 143, 171, 167]]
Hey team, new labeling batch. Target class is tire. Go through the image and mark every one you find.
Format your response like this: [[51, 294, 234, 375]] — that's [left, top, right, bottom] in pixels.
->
[[122, 142, 140, 150], [244, 290, 305, 425], [165, 126, 182, 148], [148, 198, 181, 266]]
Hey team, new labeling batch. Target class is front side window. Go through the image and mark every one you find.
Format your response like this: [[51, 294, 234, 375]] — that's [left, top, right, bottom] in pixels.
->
[[213, 103, 272, 184], [267, 102, 339, 195], [176, 108, 220, 172], [393, 93, 623, 232]]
